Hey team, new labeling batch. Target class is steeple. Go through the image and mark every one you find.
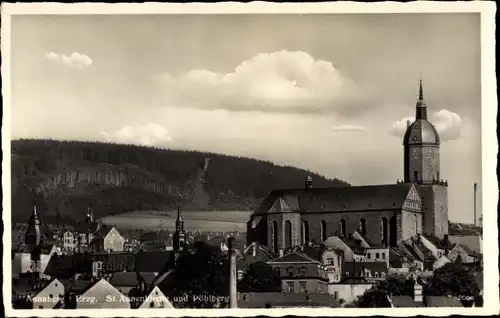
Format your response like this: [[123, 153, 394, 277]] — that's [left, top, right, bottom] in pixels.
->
[[173, 194, 186, 254], [175, 194, 184, 232], [25, 197, 42, 247], [416, 76, 427, 120], [86, 206, 93, 224]]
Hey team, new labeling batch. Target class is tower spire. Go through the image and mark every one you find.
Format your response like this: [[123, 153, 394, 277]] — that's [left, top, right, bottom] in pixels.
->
[[25, 197, 42, 247], [419, 74, 424, 101], [175, 194, 184, 231], [416, 75, 427, 120], [173, 193, 186, 254]]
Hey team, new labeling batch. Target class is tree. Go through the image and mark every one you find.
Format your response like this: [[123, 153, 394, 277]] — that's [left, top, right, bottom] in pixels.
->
[[160, 241, 230, 308], [354, 274, 414, 307], [238, 261, 282, 293], [425, 262, 480, 307]]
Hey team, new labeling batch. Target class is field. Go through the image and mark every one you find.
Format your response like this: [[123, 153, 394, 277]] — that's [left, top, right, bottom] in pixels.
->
[[100, 210, 253, 231]]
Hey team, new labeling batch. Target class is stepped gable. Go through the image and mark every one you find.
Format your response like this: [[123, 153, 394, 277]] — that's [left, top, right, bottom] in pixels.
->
[[254, 183, 414, 216]]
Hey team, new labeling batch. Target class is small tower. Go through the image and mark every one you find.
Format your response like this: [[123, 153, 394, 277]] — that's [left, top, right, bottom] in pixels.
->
[[86, 206, 94, 224], [173, 194, 186, 254], [305, 175, 313, 190], [25, 198, 42, 247], [25, 198, 42, 279]]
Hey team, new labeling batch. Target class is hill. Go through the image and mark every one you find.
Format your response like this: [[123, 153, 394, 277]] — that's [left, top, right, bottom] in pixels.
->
[[11, 139, 349, 224]]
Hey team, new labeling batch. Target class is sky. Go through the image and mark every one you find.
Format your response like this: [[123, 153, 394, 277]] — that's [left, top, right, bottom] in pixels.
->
[[10, 13, 482, 223]]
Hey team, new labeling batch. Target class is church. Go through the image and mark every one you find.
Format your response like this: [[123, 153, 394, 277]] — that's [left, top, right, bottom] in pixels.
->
[[247, 80, 449, 253]]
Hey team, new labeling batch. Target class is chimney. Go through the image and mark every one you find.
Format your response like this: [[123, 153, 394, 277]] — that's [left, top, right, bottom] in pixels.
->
[[473, 183, 478, 226], [279, 248, 284, 257], [444, 234, 449, 255], [228, 237, 237, 308], [406, 120, 411, 129], [305, 176, 313, 190], [414, 281, 423, 303]]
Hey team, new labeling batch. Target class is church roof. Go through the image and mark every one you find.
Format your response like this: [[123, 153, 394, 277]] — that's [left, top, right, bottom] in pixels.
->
[[254, 183, 414, 216], [403, 119, 440, 145]]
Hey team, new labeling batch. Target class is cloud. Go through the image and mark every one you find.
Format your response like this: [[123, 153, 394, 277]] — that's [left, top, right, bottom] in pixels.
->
[[100, 123, 173, 147], [44, 52, 93, 69], [331, 125, 368, 132], [390, 109, 463, 142], [153, 50, 374, 116]]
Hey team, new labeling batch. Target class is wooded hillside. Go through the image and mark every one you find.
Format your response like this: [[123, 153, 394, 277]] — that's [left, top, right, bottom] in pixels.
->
[[11, 139, 349, 223]]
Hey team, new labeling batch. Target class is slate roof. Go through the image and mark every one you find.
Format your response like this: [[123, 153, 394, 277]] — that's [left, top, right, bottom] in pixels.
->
[[448, 222, 482, 236], [343, 262, 388, 276], [59, 278, 94, 295], [90, 226, 113, 245], [448, 235, 482, 255], [109, 272, 140, 287], [422, 234, 451, 250], [134, 251, 172, 273], [301, 245, 326, 262], [242, 242, 275, 265], [254, 183, 414, 216], [238, 292, 340, 308], [268, 251, 320, 263]]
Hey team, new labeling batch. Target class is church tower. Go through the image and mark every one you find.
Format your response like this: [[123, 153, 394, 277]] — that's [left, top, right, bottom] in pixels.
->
[[403, 78, 449, 239], [25, 198, 42, 247], [403, 79, 441, 184], [25, 198, 42, 278], [173, 194, 186, 254]]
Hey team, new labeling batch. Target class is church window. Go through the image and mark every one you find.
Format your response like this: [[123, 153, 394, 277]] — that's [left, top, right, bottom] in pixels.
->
[[360, 218, 367, 235], [381, 218, 388, 247], [376, 253, 380, 259], [272, 221, 278, 254], [321, 220, 327, 242], [287, 282, 294, 292], [326, 257, 334, 265], [367, 253, 371, 259], [381, 253, 386, 259], [414, 171, 419, 182], [340, 219, 347, 237], [302, 221, 310, 245], [285, 221, 292, 249], [374, 272, 379, 278]]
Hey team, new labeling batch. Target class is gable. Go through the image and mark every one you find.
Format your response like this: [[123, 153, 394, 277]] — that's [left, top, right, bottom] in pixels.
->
[[402, 184, 422, 212], [268, 251, 319, 264], [268, 197, 295, 213], [83, 278, 123, 299], [105, 227, 123, 242], [140, 286, 174, 309]]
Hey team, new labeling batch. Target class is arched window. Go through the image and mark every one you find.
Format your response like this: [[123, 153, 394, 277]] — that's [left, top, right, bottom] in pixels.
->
[[340, 219, 347, 237], [302, 221, 310, 245], [272, 221, 278, 254], [381, 217, 388, 247], [285, 221, 292, 249], [360, 218, 367, 235], [321, 220, 327, 242]]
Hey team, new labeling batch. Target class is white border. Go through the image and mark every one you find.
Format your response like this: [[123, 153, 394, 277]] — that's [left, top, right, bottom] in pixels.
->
[[1, 1, 498, 317]]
